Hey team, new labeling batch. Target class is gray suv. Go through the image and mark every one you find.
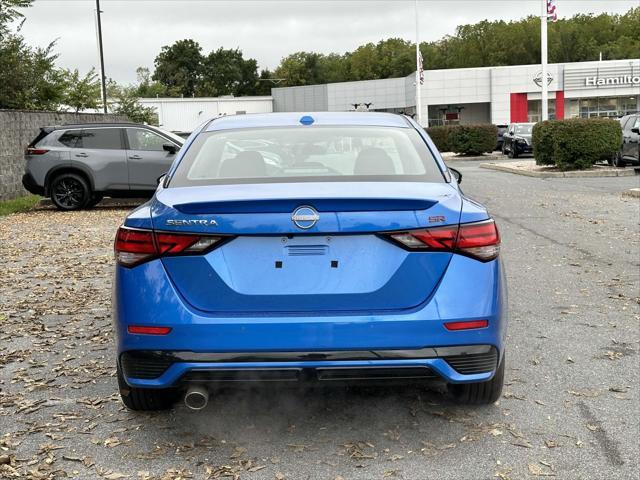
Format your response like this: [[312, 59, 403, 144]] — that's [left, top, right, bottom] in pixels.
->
[[22, 123, 184, 210]]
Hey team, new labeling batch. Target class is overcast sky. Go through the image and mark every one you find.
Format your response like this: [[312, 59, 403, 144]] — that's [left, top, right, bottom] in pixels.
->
[[12, 0, 638, 84]]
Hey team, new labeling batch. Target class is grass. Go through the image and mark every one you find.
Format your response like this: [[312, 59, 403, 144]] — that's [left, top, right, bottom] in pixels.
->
[[0, 195, 42, 216]]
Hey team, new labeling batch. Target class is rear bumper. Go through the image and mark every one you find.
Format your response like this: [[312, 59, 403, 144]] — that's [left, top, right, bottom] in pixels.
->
[[22, 173, 44, 195], [119, 345, 499, 388], [114, 254, 508, 389]]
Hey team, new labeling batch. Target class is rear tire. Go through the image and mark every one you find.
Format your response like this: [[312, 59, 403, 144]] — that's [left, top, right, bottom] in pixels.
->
[[117, 365, 179, 411], [448, 353, 505, 405], [50, 173, 90, 210]]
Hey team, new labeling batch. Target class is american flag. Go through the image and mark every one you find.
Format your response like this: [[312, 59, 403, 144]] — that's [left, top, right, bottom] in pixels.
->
[[419, 51, 425, 85], [547, 0, 558, 22]]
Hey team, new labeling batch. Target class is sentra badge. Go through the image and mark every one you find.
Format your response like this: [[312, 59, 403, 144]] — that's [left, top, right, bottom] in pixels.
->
[[166, 219, 218, 226]]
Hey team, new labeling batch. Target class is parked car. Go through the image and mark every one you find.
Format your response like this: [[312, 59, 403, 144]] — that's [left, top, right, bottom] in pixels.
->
[[113, 112, 507, 411], [502, 123, 535, 158], [22, 123, 184, 210], [495, 124, 508, 151], [614, 114, 640, 167]]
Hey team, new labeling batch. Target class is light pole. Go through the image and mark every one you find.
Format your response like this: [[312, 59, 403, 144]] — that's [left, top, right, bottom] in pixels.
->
[[540, 0, 548, 121], [96, 0, 107, 113], [414, 0, 422, 125]]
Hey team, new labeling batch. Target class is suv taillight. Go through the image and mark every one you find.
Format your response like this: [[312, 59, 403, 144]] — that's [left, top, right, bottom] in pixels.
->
[[114, 227, 227, 267], [25, 147, 49, 155], [385, 219, 500, 261]]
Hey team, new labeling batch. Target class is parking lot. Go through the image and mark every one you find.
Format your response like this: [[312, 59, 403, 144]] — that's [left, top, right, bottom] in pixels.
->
[[1, 162, 638, 480]]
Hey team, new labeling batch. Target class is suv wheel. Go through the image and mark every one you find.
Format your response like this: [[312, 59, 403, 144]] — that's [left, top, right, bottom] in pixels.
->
[[51, 173, 90, 210], [117, 365, 179, 411], [448, 353, 505, 405]]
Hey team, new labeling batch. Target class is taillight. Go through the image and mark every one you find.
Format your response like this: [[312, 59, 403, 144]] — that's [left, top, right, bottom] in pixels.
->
[[386, 219, 500, 261], [456, 219, 500, 261], [26, 147, 49, 155], [114, 227, 225, 267]]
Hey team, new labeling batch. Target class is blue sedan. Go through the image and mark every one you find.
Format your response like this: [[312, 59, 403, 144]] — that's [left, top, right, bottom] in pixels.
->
[[113, 112, 507, 410]]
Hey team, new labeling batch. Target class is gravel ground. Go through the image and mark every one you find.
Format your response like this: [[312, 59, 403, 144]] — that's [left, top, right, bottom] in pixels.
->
[[1, 165, 638, 480]]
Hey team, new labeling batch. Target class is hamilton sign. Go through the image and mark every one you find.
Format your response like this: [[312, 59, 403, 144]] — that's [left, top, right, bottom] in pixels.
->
[[585, 75, 640, 87]]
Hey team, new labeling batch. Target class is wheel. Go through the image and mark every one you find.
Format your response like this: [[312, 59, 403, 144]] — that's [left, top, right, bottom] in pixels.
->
[[448, 353, 505, 405], [613, 152, 626, 168], [117, 365, 179, 411], [50, 173, 90, 210], [85, 194, 104, 209]]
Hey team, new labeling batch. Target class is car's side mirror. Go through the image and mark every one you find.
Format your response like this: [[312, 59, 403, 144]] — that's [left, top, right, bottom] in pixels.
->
[[509, 131, 514, 135], [157, 174, 166, 185], [163, 143, 178, 154], [632, 127, 639, 134], [449, 167, 462, 184]]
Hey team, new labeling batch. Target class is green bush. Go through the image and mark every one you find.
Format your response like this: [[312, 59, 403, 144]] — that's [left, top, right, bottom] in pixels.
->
[[426, 124, 497, 154], [448, 124, 497, 155], [534, 118, 621, 170], [425, 125, 454, 152], [532, 120, 559, 166]]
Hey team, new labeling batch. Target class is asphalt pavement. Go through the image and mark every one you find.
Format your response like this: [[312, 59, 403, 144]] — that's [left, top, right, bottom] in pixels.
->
[[0, 162, 638, 480]]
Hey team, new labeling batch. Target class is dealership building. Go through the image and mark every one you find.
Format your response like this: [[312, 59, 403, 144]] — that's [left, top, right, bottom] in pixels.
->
[[141, 58, 639, 132]]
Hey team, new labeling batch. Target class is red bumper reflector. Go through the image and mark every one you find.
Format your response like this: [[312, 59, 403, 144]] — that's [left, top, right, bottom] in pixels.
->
[[444, 320, 488, 331], [127, 325, 172, 335]]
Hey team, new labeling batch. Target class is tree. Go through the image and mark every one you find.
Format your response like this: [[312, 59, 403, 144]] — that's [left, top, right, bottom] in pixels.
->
[[62, 68, 101, 112], [135, 66, 173, 97], [108, 81, 158, 124], [152, 39, 204, 97], [199, 47, 259, 96], [0, 35, 66, 110], [0, 0, 68, 110], [0, 0, 32, 35], [275, 51, 327, 86], [254, 69, 276, 96]]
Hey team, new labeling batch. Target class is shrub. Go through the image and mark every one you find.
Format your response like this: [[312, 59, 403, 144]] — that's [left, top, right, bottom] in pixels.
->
[[448, 124, 497, 155], [532, 120, 559, 166], [425, 125, 454, 152], [426, 124, 497, 154], [536, 118, 621, 170]]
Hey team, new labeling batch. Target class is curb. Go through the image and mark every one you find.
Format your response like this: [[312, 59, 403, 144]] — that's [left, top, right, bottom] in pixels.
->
[[622, 188, 640, 199], [442, 154, 505, 162], [479, 163, 639, 178]]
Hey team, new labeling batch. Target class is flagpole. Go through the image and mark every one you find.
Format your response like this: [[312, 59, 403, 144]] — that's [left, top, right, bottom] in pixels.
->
[[415, 0, 422, 125], [541, 0, 548, 121]]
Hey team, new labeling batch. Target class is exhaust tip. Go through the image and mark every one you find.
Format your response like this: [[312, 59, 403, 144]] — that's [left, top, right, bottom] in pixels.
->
[[184, 384, 209, 411]]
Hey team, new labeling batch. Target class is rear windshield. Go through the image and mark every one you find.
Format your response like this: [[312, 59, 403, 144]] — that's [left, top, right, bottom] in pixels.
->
[[169, 126, 444, 187]]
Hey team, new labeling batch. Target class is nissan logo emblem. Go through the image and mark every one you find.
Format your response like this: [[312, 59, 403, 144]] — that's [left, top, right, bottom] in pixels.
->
[[291, 206, 320, 229]]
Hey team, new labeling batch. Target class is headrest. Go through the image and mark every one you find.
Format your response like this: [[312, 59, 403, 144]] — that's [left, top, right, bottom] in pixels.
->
[[219, 151, 267, 178]]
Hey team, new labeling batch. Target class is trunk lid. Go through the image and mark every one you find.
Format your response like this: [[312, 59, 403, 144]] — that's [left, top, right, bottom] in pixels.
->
[[151, 182, 462, 314]]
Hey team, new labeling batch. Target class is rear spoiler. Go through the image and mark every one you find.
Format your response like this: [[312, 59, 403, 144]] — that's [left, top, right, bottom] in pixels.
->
[[28, 127, 55, 148]]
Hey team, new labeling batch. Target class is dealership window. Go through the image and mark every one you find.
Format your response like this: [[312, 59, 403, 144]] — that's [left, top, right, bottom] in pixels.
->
[[566, 96, 638, 118], [527, 99, 556, 122]]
